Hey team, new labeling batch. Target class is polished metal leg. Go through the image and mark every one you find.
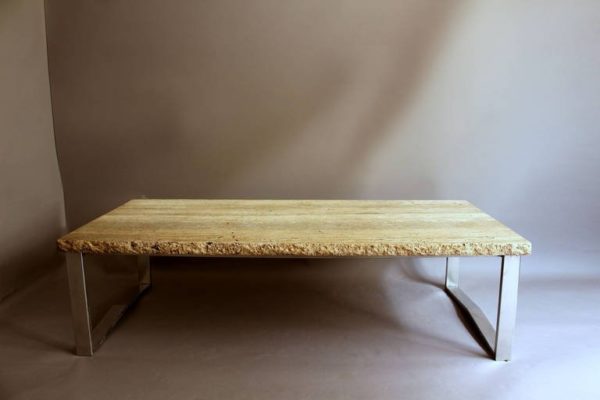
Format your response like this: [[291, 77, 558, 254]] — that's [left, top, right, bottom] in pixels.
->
[[66, 252, 93, 356], [65, 252, 152, 356], [445, 257, 460, 289], [444, 256, 520, 361], [137, 255, 151, 291], [494, 256, 520, 361]]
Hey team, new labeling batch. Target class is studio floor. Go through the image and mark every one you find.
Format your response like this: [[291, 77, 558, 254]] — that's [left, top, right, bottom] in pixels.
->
[[0, 251, 598, 399]]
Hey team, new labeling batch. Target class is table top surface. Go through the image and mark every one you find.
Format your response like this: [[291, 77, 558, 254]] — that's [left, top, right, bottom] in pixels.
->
[[57, 199, 531, 257]]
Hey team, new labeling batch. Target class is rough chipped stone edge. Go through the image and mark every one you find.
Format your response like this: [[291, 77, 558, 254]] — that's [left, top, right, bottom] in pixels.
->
[[57, 239, 532, 257]]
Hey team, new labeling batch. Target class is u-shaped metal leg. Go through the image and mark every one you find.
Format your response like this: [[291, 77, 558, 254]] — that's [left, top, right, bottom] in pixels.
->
[[65, 253, 151, 356], [444, 256, 520, 361]]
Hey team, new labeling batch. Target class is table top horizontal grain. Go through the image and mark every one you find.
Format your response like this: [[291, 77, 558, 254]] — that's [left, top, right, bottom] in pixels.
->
[[57, 199, 531, 257]]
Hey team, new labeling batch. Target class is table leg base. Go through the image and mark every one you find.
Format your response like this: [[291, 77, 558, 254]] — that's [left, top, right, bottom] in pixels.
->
[[66, 253, 151, 356], [444, 256, 520, 361], [66, 254, 519, 359]]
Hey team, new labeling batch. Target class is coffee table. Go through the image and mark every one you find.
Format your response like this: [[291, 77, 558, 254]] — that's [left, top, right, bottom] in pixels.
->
[[57, 199, 531, 360]]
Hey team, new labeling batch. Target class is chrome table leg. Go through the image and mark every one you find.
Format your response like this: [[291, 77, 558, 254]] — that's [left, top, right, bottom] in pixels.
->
[[444, 256, 521, 361], [65, 252, 152, 356], [494, 255, 520, 361], [66, 252, 93, 356], [137, 255, 151, 292]]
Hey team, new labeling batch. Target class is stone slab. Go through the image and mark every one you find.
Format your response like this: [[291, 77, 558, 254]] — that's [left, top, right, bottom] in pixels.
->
[[57, 199, 531, 257]]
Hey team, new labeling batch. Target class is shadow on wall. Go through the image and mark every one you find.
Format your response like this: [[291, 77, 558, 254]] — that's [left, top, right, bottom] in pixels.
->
[[0, 0, 67, 301], [0, 215, 65, 303], [46, 0, 458, 228]]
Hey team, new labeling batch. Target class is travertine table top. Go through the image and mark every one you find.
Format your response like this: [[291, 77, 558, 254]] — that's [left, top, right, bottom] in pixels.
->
[[57, 199, 531, 257]]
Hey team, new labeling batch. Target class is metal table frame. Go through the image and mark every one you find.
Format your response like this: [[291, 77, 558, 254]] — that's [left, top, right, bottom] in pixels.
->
[[65, 254, 520, 360], [65, 253, 151, 356], [444, 256, 520, 361]]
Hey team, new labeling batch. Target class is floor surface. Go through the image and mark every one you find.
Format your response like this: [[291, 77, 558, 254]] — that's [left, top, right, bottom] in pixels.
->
[[0, 252, 598, 399]]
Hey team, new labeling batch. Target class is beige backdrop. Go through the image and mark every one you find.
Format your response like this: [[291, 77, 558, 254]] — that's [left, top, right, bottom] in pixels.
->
[[1, 1, 600, 398], [0, 0, 66, 301], [46, 0, 600, 254]]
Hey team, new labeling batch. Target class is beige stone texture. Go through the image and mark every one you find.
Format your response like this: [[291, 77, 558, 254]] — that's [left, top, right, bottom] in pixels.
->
[[57, 199, 531, 257]]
